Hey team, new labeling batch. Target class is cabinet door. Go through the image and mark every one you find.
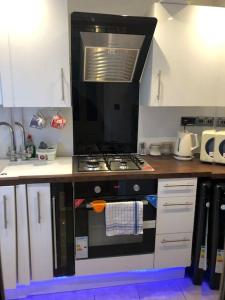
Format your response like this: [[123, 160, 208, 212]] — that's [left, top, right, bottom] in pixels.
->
[[156, 196, 196, 234], [0, 186, 16, 289], [51, 183, 75, 277], [0, 1, 13, 107], [140, 3, 221, 107], [8, 0, 70, 107], [27, 183, 53, 281], [16, 185, 30, 285], [154, 232, 193, 269]]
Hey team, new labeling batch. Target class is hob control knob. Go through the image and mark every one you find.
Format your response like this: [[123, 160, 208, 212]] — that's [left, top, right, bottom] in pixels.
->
[[94, 186, 101, 194], [133, 184, 140, 192]]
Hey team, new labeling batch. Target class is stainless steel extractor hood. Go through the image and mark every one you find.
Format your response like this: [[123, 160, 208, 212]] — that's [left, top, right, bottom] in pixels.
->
[[81, 32, 145, 83]]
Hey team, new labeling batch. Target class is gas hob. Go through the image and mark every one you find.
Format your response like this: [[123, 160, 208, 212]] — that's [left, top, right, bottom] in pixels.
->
[[73, 154, 154, 172]]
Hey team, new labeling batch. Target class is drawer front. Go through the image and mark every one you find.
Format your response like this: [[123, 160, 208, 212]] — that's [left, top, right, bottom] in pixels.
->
[[154, 233, 193, 269], [156, 196, 196, 234], [158, 178, 197, 197]]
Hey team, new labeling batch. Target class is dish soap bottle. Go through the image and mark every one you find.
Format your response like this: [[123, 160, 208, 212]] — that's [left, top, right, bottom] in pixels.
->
[[26, 134, 36, 158]]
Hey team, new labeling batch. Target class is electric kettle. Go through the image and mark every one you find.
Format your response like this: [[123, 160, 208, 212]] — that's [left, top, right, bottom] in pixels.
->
[[174, 130, 199, 160]]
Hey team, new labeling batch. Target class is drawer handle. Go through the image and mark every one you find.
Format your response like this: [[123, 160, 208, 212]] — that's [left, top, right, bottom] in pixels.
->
[[3, 195, 7, 229], [163, 184, 195, 188], [161, 238, 190, 244], [163, 202, 193, 207]]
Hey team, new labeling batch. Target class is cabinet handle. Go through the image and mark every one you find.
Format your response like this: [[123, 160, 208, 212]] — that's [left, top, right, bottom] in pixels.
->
[[156, 70, 161, 103], [52, 196, 58, 269], [37, 192, 41, 224], [61, 68, 65, 102], [163, 184, 195, 188], [3, 195, 7, 229], [161, 238, 190, 244], [163, 202, 193, 207], [0, 72, 3, 106]]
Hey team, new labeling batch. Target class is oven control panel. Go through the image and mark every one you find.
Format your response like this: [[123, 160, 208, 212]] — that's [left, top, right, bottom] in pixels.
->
[[75, 179, 157, 198]]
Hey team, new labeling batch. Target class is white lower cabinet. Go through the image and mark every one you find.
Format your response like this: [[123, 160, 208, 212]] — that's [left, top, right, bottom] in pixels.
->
[[154, 178, 197, 269], [16, 185, 30, 285], [0, 186, 16, 289], [156, 196, 196, 235], [154, 233, 193, 269], [27, 183, 53, 281]]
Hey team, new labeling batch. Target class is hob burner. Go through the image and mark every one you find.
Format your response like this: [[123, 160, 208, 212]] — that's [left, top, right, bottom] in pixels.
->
[[119, 160, 128, 169], [73, 153, 154, 172], [86, 161, 100, 170]]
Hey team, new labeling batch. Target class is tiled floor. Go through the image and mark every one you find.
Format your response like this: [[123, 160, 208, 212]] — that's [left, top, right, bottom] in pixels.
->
[[17, 277, 220, 300]]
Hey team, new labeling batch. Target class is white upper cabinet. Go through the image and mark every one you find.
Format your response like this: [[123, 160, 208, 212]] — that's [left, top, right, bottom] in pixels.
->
[[0, 1, 14, 107], [140, 3, 225, 107], [1, 0, 71, 107]]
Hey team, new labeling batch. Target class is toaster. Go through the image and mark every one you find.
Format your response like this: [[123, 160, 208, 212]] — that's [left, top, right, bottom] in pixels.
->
[[200, 130, 216, 163], [214, 131, 225, 164]]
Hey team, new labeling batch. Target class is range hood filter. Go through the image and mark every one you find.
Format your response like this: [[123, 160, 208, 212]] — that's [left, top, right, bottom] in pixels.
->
[[81, 32, 145, 83]]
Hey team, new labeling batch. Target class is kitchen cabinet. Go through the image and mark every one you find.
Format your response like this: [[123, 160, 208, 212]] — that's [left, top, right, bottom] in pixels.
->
[[154, 232, 193, 268], [154, 178, 197, 268], [16, 185, 30, 285], [27, 183, 53, 281], [0, 185, 16, 289], [0, 0, 71, 107], [140, 3, 224, 107], [0, 1, 13, 107]]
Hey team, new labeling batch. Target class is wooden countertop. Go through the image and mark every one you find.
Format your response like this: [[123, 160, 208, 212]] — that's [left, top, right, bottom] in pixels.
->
[[0, 156, 225, 186]]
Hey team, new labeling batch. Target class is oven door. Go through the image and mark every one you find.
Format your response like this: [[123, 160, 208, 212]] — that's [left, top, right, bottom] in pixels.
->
[[75, 196, 156, 259]]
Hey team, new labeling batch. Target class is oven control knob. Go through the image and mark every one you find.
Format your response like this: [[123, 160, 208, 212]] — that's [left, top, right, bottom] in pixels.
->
[[94, 186, 101, 194], [133, 184, 140, 192]]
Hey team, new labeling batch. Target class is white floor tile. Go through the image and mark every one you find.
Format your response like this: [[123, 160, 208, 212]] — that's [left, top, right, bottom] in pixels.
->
[[93, 284, 139, 300], [136, 280, 185, 300]]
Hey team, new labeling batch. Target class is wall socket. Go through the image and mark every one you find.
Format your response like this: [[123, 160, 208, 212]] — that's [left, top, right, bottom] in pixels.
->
[[216, 118, 225, 127], [181, 116, 225, 128], [181, 116, 215, 127]]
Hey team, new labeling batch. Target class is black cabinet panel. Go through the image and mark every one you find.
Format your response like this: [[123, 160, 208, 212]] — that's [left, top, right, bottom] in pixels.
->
[[51, 183, 74, 277]]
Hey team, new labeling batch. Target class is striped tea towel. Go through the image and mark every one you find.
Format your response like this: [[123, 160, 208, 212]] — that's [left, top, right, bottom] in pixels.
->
[[105, 201, 143, 236]]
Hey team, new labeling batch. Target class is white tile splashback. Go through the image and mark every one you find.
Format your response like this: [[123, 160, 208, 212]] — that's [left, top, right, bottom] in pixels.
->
[[0, 106, 225, 159]]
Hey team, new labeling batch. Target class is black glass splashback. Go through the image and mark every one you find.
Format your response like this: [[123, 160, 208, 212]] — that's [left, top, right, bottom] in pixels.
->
[[71, 12, 157, 155], [73, 82, 139, 154]]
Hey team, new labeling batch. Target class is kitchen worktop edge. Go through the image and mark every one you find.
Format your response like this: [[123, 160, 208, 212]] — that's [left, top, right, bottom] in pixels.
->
[[0, 156, 224, 186]]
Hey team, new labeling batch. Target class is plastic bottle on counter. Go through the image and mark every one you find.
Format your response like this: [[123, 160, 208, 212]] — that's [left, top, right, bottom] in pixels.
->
[[26, 134, 36, 158]]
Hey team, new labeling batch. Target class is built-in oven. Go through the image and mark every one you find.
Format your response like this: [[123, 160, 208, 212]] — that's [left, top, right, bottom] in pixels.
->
[[74, 179, 157, 261]]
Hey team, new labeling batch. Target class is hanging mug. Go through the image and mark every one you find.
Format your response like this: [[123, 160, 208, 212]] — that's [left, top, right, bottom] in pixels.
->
[[50, 113, 67, 129], [30, 113, 47, 129]]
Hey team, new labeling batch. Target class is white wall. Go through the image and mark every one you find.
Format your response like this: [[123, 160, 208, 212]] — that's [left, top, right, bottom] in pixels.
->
[[138, 106, 225, 152], [68, 0, 155, 16], [0, 107, 73, 158]]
